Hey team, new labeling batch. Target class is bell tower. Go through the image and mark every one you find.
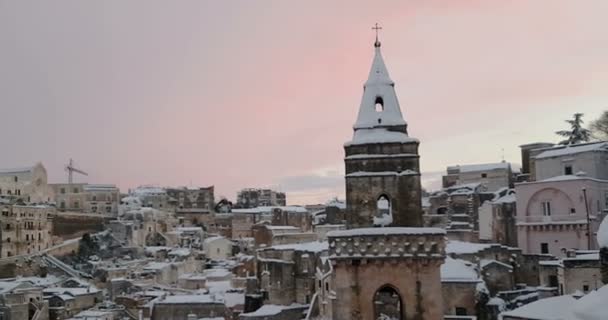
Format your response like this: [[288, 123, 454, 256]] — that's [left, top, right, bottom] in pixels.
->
[[344, 29, 423, 228]]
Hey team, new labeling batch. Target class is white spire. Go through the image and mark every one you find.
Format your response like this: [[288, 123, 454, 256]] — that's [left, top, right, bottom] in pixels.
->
[[352, 40, 407, 131]]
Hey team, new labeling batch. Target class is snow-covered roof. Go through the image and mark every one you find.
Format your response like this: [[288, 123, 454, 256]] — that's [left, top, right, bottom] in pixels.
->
[[83, 184, 118, 191], [240, 304, 305, 318], [159, 294, 218, 304], [346, 170, 418, 178], [446, 241, 496, 254], [493, 193, 516, 204], [351, 44, 407, 130], [262, 241, 328, 253], [345, 153, 418, 160], [0, 166, 34, 175], [345, 128, 418, 147], [203, 236, 229, 245], [500, 294, 576, 320], [441, 257, 480, 283], [449, 162, 511, 173], [598, 216, 608, 248], [231, 206, 308, 214], [535, 141, 608, 160], [327, 227, 446, 238]]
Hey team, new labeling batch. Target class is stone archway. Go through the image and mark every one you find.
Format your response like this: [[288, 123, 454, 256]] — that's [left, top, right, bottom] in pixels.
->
[[373, 284, 403, 320], [373, 195, 393, 227]]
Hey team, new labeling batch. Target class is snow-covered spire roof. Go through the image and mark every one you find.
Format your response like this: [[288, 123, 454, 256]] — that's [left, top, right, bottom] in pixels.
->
[[352, 41, 407, 131]]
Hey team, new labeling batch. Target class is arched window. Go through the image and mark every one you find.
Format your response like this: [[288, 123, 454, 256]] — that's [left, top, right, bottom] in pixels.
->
[[373, 195, 393, 227], [374, 285, 403, 320], [375, 96, 384, 112]]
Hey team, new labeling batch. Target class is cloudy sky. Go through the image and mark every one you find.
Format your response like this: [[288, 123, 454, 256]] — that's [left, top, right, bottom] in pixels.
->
[[0, 1, 606, 204]]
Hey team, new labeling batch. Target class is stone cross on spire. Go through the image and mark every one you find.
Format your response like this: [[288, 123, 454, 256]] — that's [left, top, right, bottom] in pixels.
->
[[372, 23, 382, 47]]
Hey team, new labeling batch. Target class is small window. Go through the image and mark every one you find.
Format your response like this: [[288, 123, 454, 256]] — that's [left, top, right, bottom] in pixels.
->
[[583, 284, 590, 292], [565, 165, 573, 175], [325, 282, 329, 291], [60, 188, 66, 194], [14, 176, 18, 182], [74, 201, 80, 209], [91, 206, 97, 212], [570, 208, 576, 215], [92, 196, 97, 201], [106, 206, 111, 213], [455, 307, 468, 316], [60, 202, 65, 209], [541, 243, 549, 254], [481, 173, 487, 178], [73, 188, 78, 193], [542, 201, 552, 216]]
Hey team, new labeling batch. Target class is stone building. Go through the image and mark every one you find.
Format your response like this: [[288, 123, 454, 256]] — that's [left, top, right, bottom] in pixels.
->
[[0, 280, 48, 320], [0, 163, 53, 204], [343, 34, 422, 228], [519, 142, 555, 181], [442, 162, 514, 192], [166, 186, 215, 211], [0, 204, 54, 258], [257, 241, 328, 305], [236, 189, 286, 208], [51, 183, 120, 215], [150, 294, 227, 320], [478, 189, 518, 247], [539, 250, 603, 295]]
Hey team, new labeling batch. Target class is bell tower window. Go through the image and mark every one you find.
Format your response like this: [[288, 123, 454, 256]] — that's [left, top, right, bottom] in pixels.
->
[[374, 96, 384, 112]]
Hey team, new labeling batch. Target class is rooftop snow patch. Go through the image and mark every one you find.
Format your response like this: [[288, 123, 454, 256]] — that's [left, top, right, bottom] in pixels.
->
[[598, 217, 608, 248], [446, 241, 498, 254], [261, 241, 329, 253], [441, 257, 480, 282], [345, 128, 418, 146], [346, 170, 418, 178], [327, 227, 445, 238], [534, 141, 608, 159], [448, 162, 510, 173]]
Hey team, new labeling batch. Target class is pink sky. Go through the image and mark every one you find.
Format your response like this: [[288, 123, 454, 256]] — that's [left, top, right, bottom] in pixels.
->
[[0, 1, 606, 204]]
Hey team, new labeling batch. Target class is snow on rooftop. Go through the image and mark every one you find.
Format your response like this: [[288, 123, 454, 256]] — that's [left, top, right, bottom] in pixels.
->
[[446, 241, 496, 254], [493, 193, 516, 204], [500, 294, 576, 319], [263, 241, 328, 253], [449, 162, 511, 173], [598, 216, 608, 248], [203, 236, 228, 244], [159, 294, 218, 304], [534, 141, 608, 160], [346, 169, 418, 178], [327, 227, 446, 238], [0, 166, 34, 175], [345, 128, 418, 147], [240, 304, 305, 318], [571, 284, 608, 319], [441, 257, 480, 282], [231, 206, 308, 214]]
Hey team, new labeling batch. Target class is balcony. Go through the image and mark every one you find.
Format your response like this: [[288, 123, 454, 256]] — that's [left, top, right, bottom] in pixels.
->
[[518, 214, 588, 225]]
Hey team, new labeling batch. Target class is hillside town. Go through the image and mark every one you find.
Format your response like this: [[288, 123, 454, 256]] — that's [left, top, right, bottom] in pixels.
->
[[2, 26, 608, 320]]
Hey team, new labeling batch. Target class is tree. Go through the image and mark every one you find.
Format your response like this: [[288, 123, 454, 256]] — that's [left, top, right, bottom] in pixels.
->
[[590, 111, 608, 140], [556, 113, 591, 145]]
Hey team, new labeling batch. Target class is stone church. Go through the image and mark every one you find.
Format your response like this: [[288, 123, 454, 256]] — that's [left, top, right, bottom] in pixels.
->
[[324, 32, 446, 320]]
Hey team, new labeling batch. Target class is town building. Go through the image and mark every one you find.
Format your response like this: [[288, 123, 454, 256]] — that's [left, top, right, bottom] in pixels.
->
[[443, 162, 514, 192], [51, 183, 120, 215], [0, 204, 54, 258], [478, 189, 518, 247], [166, 186, 215, 211], [203, 236, 234, 260], [236, 189, 286, 208], [0, 163, 53, 204], [515, 174, 607, 256]]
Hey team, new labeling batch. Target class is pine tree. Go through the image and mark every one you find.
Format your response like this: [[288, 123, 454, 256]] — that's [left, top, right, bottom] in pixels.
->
[[556, 113, 591, 145]]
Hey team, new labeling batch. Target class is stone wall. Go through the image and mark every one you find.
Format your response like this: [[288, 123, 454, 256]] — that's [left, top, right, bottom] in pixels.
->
[[51, 213, 110, 240]]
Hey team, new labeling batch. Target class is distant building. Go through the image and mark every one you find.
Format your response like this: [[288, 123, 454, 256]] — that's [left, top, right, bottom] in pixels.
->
[[515, 174, 608, 256], [0, 163, 53, 204], [50, 183, 120, 215], [0, 204, 54, 257], [236, 188, 286, 208], [443, 162, 513, 192], [478, 189, 518, 247], [532, 141, 608, 181], [166, 186, 215, 211]]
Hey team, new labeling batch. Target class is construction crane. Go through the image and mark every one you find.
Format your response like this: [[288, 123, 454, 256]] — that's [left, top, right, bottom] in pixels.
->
[[65, 158, 88, 184]]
